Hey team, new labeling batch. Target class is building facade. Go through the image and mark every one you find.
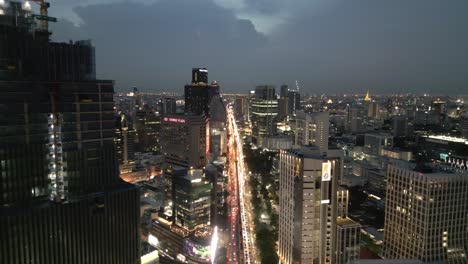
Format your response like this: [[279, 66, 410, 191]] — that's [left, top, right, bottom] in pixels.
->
[[0, 3, 139, 263], [384, 163, 468, 263], [278, 146, 344, 264], [295, 110, 329, 151]]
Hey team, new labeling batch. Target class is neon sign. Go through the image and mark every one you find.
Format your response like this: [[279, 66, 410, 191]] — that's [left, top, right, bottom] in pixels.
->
[[163, 117, 186, 123]]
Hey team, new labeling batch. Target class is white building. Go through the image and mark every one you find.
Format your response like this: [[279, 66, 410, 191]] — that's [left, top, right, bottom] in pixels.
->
[[295, 110, 329, 151], [384, 162, 468, 263], [278, 146, 344, 264]]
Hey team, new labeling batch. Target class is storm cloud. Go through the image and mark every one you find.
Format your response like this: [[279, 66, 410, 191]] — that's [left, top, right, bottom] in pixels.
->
[[49, 0, 468, 94]]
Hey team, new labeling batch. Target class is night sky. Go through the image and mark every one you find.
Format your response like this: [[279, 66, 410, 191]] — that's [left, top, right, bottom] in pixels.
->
[[49, 0, 468, 94]]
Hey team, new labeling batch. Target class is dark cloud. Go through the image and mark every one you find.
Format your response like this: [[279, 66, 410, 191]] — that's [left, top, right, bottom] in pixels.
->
[[50, 0, 468, 94]]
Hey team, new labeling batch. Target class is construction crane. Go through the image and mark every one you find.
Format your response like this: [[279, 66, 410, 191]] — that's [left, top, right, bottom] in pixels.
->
[[295, 80, 301, 93], [27, 0, 57, 31]]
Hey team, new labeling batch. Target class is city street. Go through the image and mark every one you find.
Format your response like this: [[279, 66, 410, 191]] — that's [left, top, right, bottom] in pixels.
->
[[226, 109, 257, 264]]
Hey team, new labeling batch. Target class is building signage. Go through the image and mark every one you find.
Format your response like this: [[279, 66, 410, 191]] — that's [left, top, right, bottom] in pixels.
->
[[322, 161, 331, 182], [163, 117, 186, 123]]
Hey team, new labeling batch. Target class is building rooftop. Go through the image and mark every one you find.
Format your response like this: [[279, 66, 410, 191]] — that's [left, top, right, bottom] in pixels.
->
[[336, 217, 360, 227], [425, 135, 468, 145]]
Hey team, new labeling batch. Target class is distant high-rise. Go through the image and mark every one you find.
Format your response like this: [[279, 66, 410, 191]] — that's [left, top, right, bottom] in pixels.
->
[[192, 67, 208, 84], [134, 106, 161, 152], [287, 90, 301, 116], [115, 113, 136, 164], [384, 162, 468, 263], [184, 68, 220, 116], [158, 97, 177, 115], [0, 3, 139, 263], [295, 110, 330, 151], [392, 115, 413, 138], [278, 146, 344, 264], [250, 85, 278, 144]]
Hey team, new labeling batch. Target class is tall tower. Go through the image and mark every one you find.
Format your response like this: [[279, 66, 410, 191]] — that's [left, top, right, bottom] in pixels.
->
[[184, 68, 220, 117], [0, 3, 139, 263], [278, 146, 344, 264]]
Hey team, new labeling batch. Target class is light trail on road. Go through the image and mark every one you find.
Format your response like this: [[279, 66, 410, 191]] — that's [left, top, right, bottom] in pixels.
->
[[227, 109, 256, 264]]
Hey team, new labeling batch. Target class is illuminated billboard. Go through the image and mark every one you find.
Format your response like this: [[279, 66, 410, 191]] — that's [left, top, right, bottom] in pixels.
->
[[163, 117, 186, 123], [322, 161, 331, 182]]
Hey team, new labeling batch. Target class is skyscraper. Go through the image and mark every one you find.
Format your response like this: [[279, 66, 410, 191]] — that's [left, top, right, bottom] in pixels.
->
[[160, 114, 208, 168], [158, 97, 177, 115], [278, 146, 344, 264], [250, 85, 278, 144], [184, 68, 220, 116], [384, 162, 468, 263], [0, 2, 139, 263], [295, 110, 330, 151]]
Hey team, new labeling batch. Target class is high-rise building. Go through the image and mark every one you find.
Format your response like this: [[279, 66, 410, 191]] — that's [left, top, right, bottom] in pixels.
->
[[346, 106, 364, 134], [295, 110, 330, 151], [287, 90, 301, 116], [278, 146, 344, 264], [368, 101, 380, 119], [250, 85, 278, 144], [384, 162, 468, 263], [160, 114, 208, 168], [134, 106, 161, 152], [0, 3, 139, 263], [392, 115, 413, 138], [184, 68, 220, 116], [173, 168, 212, 232], [115, 113, 136, 164], [158, 97, 177, 115]]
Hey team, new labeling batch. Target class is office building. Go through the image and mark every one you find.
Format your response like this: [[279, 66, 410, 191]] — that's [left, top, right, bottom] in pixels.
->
[[0, 3, 139, 263], [392, 115, 413, 138], [278, 146, 344, 264], [346, 107, 364, 134], [160, 114, 208, 168], [384, 162, 468, 263], [368, 101, 380, 119], [184, 68, 220, 117], [158, 97, 177, 115], [364, 133, 393, 155], [250, 85, 278, 144], [173, 168, 212, 232], [335, 218, 360, 264], [134, 106, 161, 153], [295, 110, 330, 151]]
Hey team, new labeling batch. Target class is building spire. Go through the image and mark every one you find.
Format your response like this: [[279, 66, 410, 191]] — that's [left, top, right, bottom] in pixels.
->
[[364, 90, 371, 101]]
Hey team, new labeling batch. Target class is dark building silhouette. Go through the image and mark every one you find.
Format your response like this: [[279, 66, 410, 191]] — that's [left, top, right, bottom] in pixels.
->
[[184, 68, 220, 116], [0, 2, 139, 263]]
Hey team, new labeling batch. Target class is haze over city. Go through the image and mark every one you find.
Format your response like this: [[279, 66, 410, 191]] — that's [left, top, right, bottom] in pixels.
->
[[1, 1, 468, 264], [49, 0, 468, 94]]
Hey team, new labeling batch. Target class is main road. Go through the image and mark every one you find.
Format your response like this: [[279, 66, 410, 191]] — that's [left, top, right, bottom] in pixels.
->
[[226, 108, 257, 264]]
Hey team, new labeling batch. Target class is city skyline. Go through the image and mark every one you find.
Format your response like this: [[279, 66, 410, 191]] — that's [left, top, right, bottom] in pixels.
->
[[48, 0, 468, 94]]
